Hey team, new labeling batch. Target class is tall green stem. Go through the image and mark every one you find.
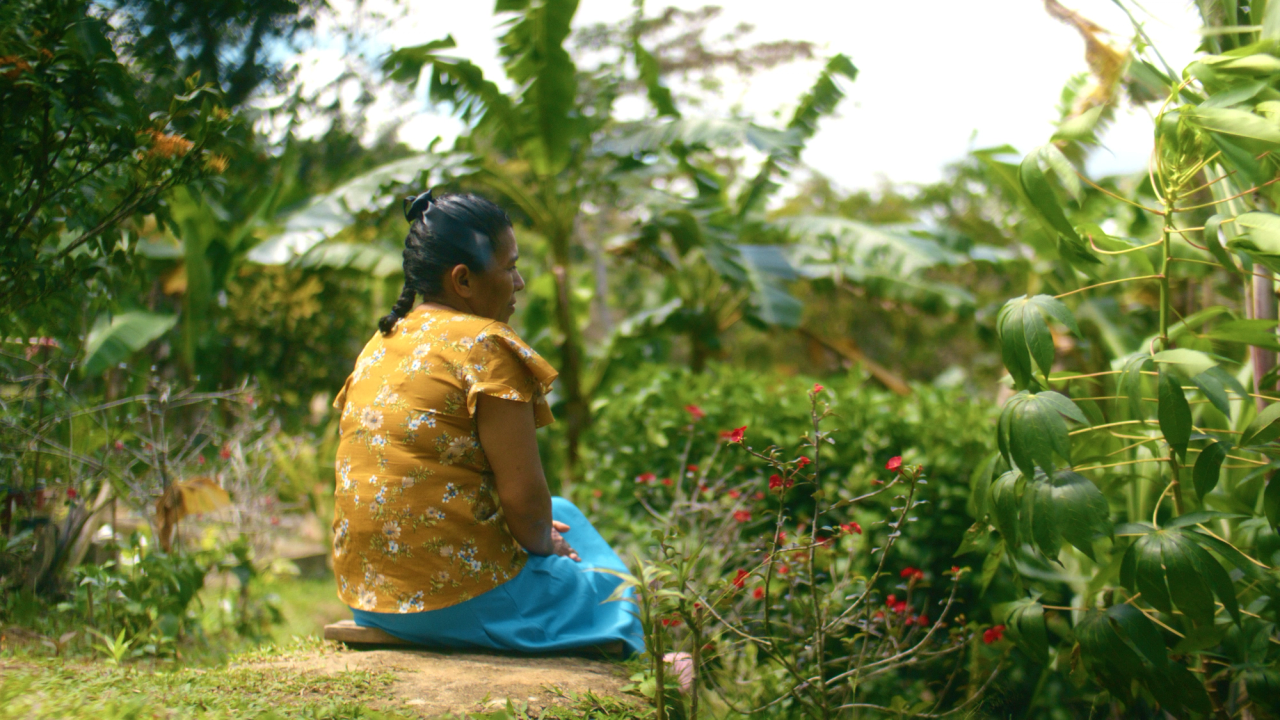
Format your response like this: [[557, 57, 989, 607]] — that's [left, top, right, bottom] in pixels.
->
[[1161, 200, 1185, 515]]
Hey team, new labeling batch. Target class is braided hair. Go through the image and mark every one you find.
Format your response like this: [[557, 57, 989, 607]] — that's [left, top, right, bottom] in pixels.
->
[[378, 190, 513, 335]]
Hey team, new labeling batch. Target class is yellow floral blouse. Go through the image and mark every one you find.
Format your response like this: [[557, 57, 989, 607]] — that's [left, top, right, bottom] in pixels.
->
[[331, 305, 558, 613]]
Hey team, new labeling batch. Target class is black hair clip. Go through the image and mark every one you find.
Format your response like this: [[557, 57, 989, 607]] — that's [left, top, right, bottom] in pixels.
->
[[402, 189, 434, 223]]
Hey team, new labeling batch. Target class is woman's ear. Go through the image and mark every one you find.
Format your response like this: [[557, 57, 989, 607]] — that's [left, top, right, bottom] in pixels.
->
[[449, 264, 474, 298]]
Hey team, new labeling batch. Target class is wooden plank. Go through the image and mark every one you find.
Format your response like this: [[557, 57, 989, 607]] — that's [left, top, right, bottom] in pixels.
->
[[323, 619, 413, 646]]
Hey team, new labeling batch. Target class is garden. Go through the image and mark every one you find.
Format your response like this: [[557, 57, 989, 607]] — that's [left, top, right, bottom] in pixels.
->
[[3, 0, 1280, 718]]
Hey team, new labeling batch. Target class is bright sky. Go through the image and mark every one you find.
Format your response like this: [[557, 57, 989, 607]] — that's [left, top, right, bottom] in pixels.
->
[[285, 0, 1205, 192]]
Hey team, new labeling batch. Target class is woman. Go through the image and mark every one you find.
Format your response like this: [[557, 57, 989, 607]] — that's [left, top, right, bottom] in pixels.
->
[[331, 190, 643, 656]]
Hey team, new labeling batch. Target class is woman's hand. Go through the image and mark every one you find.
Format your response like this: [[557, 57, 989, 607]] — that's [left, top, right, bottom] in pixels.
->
[[551, 522, 580, 562]]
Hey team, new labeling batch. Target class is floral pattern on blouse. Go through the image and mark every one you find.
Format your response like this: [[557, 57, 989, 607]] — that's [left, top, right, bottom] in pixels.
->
[[331, 305, 558, 612]]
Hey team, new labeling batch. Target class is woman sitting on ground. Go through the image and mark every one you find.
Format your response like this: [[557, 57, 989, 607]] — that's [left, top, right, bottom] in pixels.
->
[[330, 190, 642, 655]]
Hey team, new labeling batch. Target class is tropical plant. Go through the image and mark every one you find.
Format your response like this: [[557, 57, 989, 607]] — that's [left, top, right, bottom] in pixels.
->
[[972, 4, 1280, 716]]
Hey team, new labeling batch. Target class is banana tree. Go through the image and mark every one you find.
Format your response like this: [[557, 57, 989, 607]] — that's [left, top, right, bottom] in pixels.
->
[[970, 3, 1280, 714]]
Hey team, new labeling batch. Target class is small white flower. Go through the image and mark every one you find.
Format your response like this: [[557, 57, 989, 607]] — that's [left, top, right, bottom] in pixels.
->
[[360, 407, 383, 431]]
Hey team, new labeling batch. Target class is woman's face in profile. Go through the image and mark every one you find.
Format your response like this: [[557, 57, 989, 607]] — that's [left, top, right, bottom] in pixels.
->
[[470, 226, 524, 323]]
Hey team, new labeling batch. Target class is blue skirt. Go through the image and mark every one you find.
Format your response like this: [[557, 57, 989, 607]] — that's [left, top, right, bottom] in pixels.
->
[[351, 497, 644, 657]]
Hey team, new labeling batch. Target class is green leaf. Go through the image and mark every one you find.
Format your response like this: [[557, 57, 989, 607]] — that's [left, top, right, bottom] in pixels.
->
[[633, 40, 679, 118], [1119, 354, 1149, 418], [1191, 367, 1233, 418], [1265, 474, 1280, 533], [1228, 211, 1280, 272], [1076, 607, 1146, 702], [1003, 597, 1049, 663], [1158, 367, 1192, 461], [996, 295, 1078, 389], [1123, 529, 1239, 627], [1203, 214, 1241, 273], [997, 390, 1086, 477], [1193, 441, 1230, 498], [736, 245, 802, 328], [1029, 470, 1111, 560], [1172, 623, 1231, 653], [1205, 318, 1280, 351], [1152, 348, 1217, 377], [1183, 106, 1280, 145], [1052, 105, 1105, 142], [955, 522, 992, 557], [82, 312, 178, 377], [1164, 510, 1248, 529], [1243, 401, 1280, 447], [989, 471, 1022, 547], [979, 540, 1004, 595], [1019, 147, 1082, 244]]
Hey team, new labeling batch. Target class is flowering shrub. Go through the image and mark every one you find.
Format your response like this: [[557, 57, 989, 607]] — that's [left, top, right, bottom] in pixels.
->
[[605, 386, 1004, 718]]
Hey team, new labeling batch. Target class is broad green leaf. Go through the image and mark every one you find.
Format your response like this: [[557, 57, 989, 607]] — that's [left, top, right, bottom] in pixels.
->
[[1164, 510, 1248, 529], [1191, 367, 1233, 418], [1201, 79, 1269, 108], [1205, 318, 1280, 351], [1122, 529, 1238, 627], [954, 521, 991, 557], [1183, 106, 1280, 145], [1192, 441, 1230, 497], [1002, 597, 1049, 663], [1076, 607, 1147, 702], [1152, 348, 1217, 377], [633, 40, 679, 118], [736, 244, 802, 328], [989, 471, 1021, 547], [997, 390, 1086, 477], [1028, 470, 1111, 560], [1172, 623, 1231, 653], [1265, 474, 1280, 533], [1019, 147, 1081, 243], [82, 312, 179, 377], [1240, 401, 1280, 446], [997, 295, 1078, 389], [1228, 211, 1280, 272], [1052, 105, 1105, 142], [1158, 367, 1192, 460], [1119, 354, 1149, 418], [1107, 603, 1168, 673], [979, 539, 1004, 595], [1203, 214, 1241, 273]]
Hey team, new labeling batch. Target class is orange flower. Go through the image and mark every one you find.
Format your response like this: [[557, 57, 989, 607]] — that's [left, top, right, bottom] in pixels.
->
[[146, 129, 193, 159]]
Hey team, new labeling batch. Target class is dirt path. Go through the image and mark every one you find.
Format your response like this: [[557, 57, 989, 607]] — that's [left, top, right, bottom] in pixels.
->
[[250, 647, 634, 717]]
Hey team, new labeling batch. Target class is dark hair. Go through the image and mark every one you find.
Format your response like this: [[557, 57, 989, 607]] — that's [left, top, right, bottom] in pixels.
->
[[378, 190, 513, 335]]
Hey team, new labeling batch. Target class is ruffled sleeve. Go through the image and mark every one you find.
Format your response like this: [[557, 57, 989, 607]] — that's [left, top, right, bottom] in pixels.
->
[[464, 323, 559, 428]]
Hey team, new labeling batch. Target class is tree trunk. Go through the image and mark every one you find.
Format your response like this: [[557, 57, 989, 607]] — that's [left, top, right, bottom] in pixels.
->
[[551, 258, 587, 491]]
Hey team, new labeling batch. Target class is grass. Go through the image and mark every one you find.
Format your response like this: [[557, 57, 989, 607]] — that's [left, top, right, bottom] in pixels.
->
[[1, 573, 650, 720]]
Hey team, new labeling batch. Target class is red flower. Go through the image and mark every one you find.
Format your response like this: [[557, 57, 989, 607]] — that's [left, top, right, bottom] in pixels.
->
[[983, 625, 1005, 644], [752, 587, 765, 600], [592, 489, 603, 498], [885, 456, 903, 472], [219, 444, 232, 460], [796, 456, 811, 469], [768, 474, 784, 491], [841, 522, 862, 535], [892, 600, 908, 614], [906, 614, 918, 625], [732, 569, 749, 589], [885, 594, 897, 607], [776, 531, 787, 544], [684, 404, 706, 421], [917, 614, 930, 627], [733, 510, 752, 523], [725, 426, 747, 444], [813, 383, 824, 393], [950, 565, 961, 576], [728, 489, 741, 499], [661, 478, 673, 487], [660, 617, 682, 627], [197, 455, 205, 465], [778, 564, 790, 575], [753, 491, 765, 501], [270, 516, 280, 526], [636, 472, 656, 484], [66, 488, 78, 500], [900, 567, 924, 581], [699, 484, 710, 494], [687, 464, 699, 473], [874, 611, 885, 620], [113, 440, 124, 452]]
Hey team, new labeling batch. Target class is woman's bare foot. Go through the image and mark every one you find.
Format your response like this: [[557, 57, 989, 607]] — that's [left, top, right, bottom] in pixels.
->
[[663, 652, 694, 693]]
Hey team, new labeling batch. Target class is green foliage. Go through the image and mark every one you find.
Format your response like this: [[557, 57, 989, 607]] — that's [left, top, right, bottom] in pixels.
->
[[0, 0, 233, 330]]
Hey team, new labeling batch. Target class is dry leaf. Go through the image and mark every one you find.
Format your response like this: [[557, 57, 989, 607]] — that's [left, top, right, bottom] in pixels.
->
[[155, 476, 231, 552]]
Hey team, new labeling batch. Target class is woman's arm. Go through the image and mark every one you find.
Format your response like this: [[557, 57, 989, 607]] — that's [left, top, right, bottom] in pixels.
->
[[476, 394, 577, 560]]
